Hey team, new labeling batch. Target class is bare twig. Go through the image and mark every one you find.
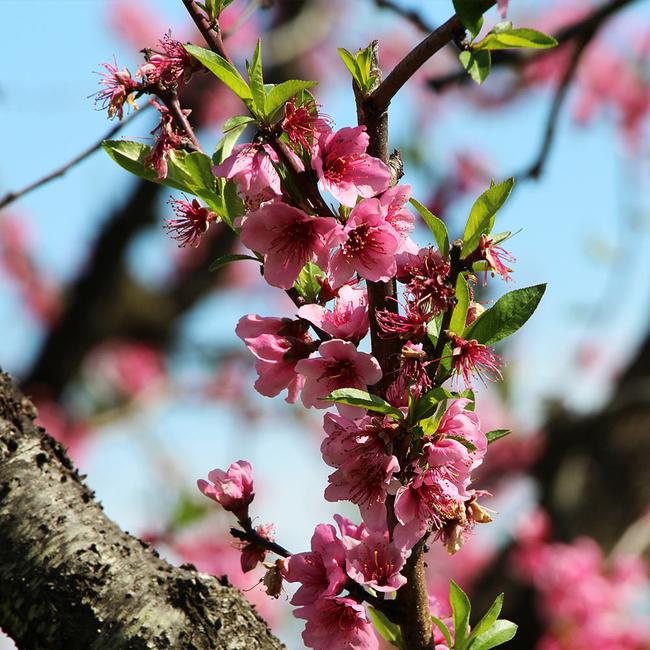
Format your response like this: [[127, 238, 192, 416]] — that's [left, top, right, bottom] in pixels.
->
[[0, 108, 147, 211], [181, 0, 233, 63], [372, 0, 434, 33]]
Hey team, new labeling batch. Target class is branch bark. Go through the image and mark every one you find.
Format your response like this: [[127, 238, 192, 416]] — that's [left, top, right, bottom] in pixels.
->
[[0, 369, 283, 650]]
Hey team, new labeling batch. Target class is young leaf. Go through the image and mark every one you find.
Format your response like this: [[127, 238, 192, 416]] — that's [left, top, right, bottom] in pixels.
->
[[459, 50, 492, 85], [486, 429, 511, 444], [450, 580, 471, 650], [450, 273, 470, 335], [247, 40, 265, 117], [220, 179, 245, 228], [469, 594, 504, 641], [453, 0, 485, 40], [463, 284, 546, 346], [431, 616, 453, 648], [184, 44, 252, 101], [474, 28, 558, 51], [212, 115, 254, 165], [468, 620, 518, 650], [367, 606, 403, 648], [427, 314, 443, 346], [294, 262, 325, 303], [411, 386, 453, 423], [323, 388, 404, 420], [338, 47, 362, 84], [264, 80, 318, 120], [409, 198, 449, 256], [209, 253, 259, 272], [461, 178, 514, 257]]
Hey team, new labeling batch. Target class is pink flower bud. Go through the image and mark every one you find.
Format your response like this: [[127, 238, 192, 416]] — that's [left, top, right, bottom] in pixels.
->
[[197, 460, 255, 519]]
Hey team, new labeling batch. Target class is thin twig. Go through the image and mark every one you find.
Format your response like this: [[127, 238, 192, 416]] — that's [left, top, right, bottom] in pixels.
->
[[0, 108, 147, 211], [181, 0, 233, 63], [372, 0, 434, 33]]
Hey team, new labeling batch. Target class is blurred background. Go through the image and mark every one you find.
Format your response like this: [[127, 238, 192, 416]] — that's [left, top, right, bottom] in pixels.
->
[[1, 0, 650, 647]]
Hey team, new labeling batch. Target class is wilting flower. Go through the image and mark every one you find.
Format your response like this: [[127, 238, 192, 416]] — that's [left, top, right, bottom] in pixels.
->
[[213, 143, 282, 209], [312, 126, 391, 207], [343, 529, 408, 593], [197, 460, 255, 519], [93, 60, 140, 120], [329, 198, 399, 286], [165, 197, 218, 247], [321, 413, 399, 528], [295, 339, 382, 409], [282, 523, 347, 606], [298, 285, 369, 342], [138, 32, 200, 87], [145, 100, 187, 180], [376, 299, 433, 341], [449, 335, 502, 387], [397, 247, 454, 314], [238, 203, 342, 289], [478, 234, 515, 283], [295, 596, 379, 650], [283, 99, 332, 151], [385, 341, 432, 407], [236, 315, 314, 403], [239, 523, 276, 573]]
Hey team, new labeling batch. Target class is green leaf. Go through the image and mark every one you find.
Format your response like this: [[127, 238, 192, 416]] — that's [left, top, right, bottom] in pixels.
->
[[450, 580, 471, 650], [337, 45, 376, 94], [469, 594, 504, 642], [463, 284, 546, 346], [450, 273, 470, 335], [103, 140, 218, 205], [323, 388, 404, 420], [459, 50, 492, 85], [294, 262, 325, 303], [409, 198, 449, 256], [367, 607, 403, 648], [453, 0, 485, 39], [213, 115, 254, 165], [171, 493, 211, 529], [468, 620, 518, 650], [411, 386, 453, 423], [431, 616, 453, 648], [486, 429, 511, 444], [338, 47, 361, 82], [474, 28, 558, 51], [427, 314, 443, 346], [184, 44, 252, 101], [209, 253, 259, 272], [461, 178, 514, 257], [221, 179, 245, 228], [247, 40, 265, 117], [264, 80, 318, 120]]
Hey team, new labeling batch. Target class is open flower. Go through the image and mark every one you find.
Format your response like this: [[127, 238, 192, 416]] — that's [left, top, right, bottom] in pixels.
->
[[478, 233, 515, 283], [312, 126, 391, 207], [93, 60, 140, 120], [236, 315, 314, 403], [283, 99, 332, 151], [378, 184, 417, 254], [138, 32, 200, 87], [295, 339, 382, 409], [449, 335, 502, 387], [329, 198, 399, 286], [165, 197, 218, 247], [238, 203, 342, 289], [197, 460, 254, 519]]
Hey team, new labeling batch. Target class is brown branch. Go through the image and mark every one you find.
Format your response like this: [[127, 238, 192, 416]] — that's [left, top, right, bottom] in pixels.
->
[[373, 0, 434, 33], [0, 108, 147, 211], [182, 0, 233, 63], [0, 369, 283, 650], [370, 0, 496, 111]]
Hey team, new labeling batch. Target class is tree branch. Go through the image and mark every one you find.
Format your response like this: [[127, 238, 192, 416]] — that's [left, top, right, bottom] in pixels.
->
[[181, 0, 233, 63], [0, 369, 283, 650], [372, 0, 434, 34]]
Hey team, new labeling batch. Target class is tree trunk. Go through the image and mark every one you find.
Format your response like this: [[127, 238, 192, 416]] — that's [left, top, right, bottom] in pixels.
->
[[0, 370, 284, 650]]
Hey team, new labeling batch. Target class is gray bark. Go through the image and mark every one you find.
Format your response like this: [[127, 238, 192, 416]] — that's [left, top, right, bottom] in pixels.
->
[[0, 370, 284, 650]]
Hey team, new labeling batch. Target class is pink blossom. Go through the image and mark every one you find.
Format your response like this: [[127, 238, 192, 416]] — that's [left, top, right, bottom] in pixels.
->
[[312, 126, 391, 207], [436, 399, 487, 457], [138, 32, 200, 87], [283, 99, 332, 151], [397, 247, 454, 314], [449, 335, 502, 387], [478, 234, 515, 283], [283, 523, 347, 606], [145, 100, 186, 180], [298, 285, 369, 342], [321, 413, 399, 528], [329, 198, 399, 286], [213, 143, 282, 209], [197, 460, 254, 519], [296, 596, 379, 650], [238, 203, 342, 289], [378, 184, 417, 253], [295, 339, 382, 409], [93, 60, 140, 120], [165, 197, 218, 247], [343, 529, 407, 593], [239, 523, 275, 573], [236, 315, 314, 403], [497, 0, 508, 18]]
